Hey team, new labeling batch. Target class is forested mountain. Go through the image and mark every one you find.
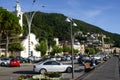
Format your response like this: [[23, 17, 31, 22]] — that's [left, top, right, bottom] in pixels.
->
[[23, 11, 120, 47]]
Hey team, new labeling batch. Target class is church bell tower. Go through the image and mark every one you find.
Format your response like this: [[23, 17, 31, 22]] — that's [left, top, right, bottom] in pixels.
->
[[15, 0, 23, 28]]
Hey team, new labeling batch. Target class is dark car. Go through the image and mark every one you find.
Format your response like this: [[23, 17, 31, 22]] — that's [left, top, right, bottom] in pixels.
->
[[61, 56, 67, 61], [15, 56, 29, 63], [78, 56, 83, 64], [78, 55, 91, 64]]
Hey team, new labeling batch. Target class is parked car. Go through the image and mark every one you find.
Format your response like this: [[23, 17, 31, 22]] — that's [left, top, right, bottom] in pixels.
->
[[0, 58, 11, 66], [27, 56, 41, 63], [61, 55, 71, 61], [91, 52, 108, 62], [78, 55, 91, 64], [66, 55, 71, 61], [55, 56, 61, 61], [9, 59, 20, 67], [74, 55, 79, 59], [61, 56, 67, 61], [15, 56, 29, 63], [33, 60, 72, 74], [50, 56, 56, 61], [93, 55, 101, 60]]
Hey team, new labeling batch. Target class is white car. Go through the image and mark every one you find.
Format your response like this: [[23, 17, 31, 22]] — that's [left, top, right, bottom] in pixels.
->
[[27, 56, 41, 62], [33, 60, 72, 74], [0, 58, 11, 66]]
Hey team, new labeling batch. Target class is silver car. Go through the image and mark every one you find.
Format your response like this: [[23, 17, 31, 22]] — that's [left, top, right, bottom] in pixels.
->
[[0, 58, 11, 66], [33, 60, 72, 74]]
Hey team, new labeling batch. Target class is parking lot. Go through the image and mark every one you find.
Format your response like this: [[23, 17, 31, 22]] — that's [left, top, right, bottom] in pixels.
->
[[0, 56, 111, 80], [0, 60, 85, 80], [0, 64, 34, 80]]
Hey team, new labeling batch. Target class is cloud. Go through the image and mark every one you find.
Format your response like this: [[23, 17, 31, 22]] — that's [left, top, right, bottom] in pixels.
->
[[66, 0, 80, 8], [83, 10, 102, 18], [82, 5, 114, 18]]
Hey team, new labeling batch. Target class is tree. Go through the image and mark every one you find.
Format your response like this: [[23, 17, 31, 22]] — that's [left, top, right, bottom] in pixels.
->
[[73, 49, 79, 54], [0, 7, 22, 57], [9, 41, 24, 57], [23, 11, 120, 48], [63, 45, 71, 54], [35, 40, 47, 57], [85, 47, 95, 55], [47, 36, 56, 49], [51, 45, 62, 56]]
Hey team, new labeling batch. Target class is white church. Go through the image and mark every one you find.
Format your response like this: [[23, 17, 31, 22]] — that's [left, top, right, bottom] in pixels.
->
[[14, 0, 41, 58]]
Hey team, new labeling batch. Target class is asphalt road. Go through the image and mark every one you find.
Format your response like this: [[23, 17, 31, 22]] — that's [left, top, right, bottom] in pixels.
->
[[0, 64, 34, 80]]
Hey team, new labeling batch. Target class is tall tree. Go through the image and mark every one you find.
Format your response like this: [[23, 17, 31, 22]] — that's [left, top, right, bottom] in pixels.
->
[[0, 7, 22, 57], [9, 40, 24, 56]]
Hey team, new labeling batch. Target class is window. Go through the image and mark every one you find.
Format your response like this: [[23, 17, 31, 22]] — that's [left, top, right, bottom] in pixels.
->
[[52, 61, 60, 65], [44, 61, 60, 65], [44, 61, 52, 65]]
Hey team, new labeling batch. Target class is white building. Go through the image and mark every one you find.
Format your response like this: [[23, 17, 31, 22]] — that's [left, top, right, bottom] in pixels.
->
[[20, 33, 41, 58], [73, 42, 85, 54]]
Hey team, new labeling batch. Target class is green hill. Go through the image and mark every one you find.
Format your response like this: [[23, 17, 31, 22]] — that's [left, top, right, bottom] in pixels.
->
[[23, 11, 120, 47]]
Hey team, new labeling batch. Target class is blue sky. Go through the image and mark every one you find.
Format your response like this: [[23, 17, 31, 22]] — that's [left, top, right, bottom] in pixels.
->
[[0, 0, 120, 34]]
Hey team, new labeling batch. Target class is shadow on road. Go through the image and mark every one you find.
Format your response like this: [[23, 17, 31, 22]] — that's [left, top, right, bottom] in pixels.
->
[[74, 69, 84, 73], [13, 70, 39, 75], [13, 70, 84, 75]]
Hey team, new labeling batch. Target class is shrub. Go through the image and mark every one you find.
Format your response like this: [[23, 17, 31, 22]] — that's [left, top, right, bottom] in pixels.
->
[[44, 72, 62, 78]]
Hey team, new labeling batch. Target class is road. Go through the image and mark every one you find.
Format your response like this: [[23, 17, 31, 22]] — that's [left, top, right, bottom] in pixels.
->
[[76, 56, 120, 80], [0, 60, 84, 80]]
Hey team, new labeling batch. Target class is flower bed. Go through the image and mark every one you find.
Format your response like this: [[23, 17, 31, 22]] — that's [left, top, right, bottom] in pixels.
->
[[18, 72, 62, 80], [44, 72, 62, 78]]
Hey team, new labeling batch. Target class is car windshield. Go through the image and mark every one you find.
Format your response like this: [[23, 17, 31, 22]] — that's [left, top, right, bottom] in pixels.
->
[[1, 58, 10, 60], [37, 61, 44, 65]]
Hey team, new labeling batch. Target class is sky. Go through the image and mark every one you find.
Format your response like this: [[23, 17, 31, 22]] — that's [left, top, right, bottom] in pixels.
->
[[0, 0, 120, 34]]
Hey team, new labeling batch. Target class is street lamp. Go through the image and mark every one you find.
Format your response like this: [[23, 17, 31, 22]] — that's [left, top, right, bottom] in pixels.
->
[[25, 11, 36, 57], [25, 3, 45, 57], [65, 17, 77, 79], [24, 0, 38, 57]]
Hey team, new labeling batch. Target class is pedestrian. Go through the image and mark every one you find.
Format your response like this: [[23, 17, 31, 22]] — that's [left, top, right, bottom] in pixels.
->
[[91, 58, 98, 66], [84, 60, 95, 72]]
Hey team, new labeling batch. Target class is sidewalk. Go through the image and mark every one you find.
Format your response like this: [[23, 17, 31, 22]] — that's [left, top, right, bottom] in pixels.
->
[[61, 66, 84, 80], [76, 56, 120, 80]]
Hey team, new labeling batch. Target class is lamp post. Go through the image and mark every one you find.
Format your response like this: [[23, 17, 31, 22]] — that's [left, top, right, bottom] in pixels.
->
[[24, 0, 38, 57], [25, 12, 36, 57], [25, 5, 45, 57], [66, 17, 77, 79]]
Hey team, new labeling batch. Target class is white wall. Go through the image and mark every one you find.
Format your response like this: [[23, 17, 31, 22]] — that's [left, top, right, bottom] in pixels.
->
[[20, 33, 41, 58]]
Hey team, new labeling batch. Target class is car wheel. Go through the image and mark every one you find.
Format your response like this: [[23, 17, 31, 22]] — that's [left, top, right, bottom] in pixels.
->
[[1, 62, 5, 66], [28, 59, 33, 63], [40, 68, 47, 74], [66, 67, 72, 73], [22, 60, 26, 63]]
